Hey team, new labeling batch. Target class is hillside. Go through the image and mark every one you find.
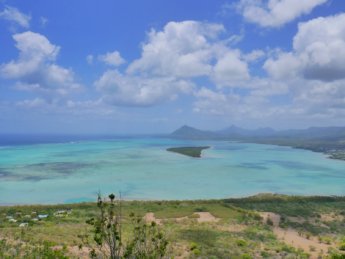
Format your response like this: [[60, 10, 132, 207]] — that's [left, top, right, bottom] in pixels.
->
[[169, 125, 345, 160], [1, 195, 345, 258], [170, 125, 218, 139]]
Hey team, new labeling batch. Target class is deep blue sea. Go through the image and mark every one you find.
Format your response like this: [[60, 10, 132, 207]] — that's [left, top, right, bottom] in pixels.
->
[[1, 135, 345, 204]]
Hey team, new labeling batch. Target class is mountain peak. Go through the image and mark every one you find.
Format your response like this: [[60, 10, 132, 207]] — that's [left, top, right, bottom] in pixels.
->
[[170, 125, 215, 139]]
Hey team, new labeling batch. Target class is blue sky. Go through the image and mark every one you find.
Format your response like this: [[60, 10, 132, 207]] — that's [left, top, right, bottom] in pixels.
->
[[0, 0, 345, 134]]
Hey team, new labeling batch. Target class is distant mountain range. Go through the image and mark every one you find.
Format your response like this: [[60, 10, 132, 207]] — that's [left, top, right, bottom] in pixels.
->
[[170, 125, 345, 156], [170, 125, 345, 140]]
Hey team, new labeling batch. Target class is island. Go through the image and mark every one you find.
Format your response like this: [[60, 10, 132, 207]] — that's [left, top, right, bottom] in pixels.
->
[[166, 146, 210, 158]]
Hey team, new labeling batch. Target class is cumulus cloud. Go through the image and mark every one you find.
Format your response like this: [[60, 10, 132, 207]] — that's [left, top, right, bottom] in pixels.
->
[[95, 69, 193, 106], [95, 21, 251, 107], [90, 17, 345, 124], [127, 21, 223, 78], [193, 76, 289, 119], [244, 49, 265, 62], [236, 0, 328, 27], [127, 20, 249, 83], [212, 50, 250, 87], [0, 6, 31, 28], [0, 31, 81, 96], [193, 87, 238, 115], [98, 51, 125, 66], [264, 13, 345, 82]]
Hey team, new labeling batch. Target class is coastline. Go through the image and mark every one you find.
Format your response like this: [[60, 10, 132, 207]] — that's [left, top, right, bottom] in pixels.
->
[[2, 193, 345, 207]]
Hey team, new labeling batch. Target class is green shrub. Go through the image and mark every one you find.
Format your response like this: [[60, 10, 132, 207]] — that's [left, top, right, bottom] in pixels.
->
[[194, 207, 207, 212], [236, 239, 247, 247], [190, 242, 198, 251], [241, 253, 252, 259], [339, 242, 345, 251]]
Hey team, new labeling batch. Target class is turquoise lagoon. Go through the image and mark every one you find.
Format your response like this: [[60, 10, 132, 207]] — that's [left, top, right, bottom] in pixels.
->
[[0, 137, 345, 204]]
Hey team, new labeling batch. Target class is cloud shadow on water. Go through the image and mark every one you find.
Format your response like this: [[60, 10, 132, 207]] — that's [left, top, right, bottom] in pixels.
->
[[0, 162, 92, 182]]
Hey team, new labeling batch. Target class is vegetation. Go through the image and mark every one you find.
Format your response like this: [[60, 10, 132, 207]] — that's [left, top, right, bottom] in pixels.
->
[[329, 151, 345, 161], [84, 193, 168, 258], [0, 194, 345, 258], [166, 146, 210, 158], [170, 125, 345, 161]]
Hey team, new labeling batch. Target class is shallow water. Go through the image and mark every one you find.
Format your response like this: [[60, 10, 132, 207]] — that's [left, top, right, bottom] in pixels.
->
[[0, 137, 345, 204]]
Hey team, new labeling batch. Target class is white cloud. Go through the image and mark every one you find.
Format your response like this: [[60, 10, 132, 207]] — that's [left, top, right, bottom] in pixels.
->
[[244, 49, 265, 62], [65, 99, 115, 116], [98, 51, 125, 66], [264, 13, 345, 82], [94, 20, 251, 107], [95, 69, 194, 106], [16, 98, 48, 108], [212, 50, 250, 87], [193, 76, 289, 119], [193, 87, 237, 115], [264, 51, 301, 79], [127, 21, 225, 78], [236, 0, 328, 28], [14, 97, 116, 117], [0, 31, 81, 96], [0, 6, 31, 28]]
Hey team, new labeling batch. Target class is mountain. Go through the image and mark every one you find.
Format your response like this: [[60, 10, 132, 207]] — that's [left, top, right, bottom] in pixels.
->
[[169, 125, 345, 157], [170, 125, 218, 139], [171, 125, 279, 139], [170, 125, 345, 141]]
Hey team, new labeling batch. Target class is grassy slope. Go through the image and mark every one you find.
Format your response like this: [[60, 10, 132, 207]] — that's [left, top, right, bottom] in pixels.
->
[[1, 194, 345, 258]]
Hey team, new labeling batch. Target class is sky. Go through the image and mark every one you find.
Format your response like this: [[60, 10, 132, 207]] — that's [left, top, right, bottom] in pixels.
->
[[0, 0, 345, 134]]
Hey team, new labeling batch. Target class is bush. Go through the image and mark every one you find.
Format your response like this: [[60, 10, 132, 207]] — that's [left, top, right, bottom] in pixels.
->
[[339, 242, 345, 251], [194, 207, 207, 212], [266, 217, 274, 226], [241, 253, 252, 259], [236, 239, 247, 247], [190, 242, 198, 251]]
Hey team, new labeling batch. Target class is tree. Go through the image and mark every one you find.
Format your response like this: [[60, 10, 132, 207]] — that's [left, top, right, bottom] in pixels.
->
[[86, 193, 168, 258]]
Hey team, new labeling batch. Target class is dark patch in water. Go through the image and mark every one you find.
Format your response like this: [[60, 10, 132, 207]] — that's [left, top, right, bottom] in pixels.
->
[[238, 162, 268, 170], [267, 160, 330, 171], [0, 169, 12, 178], [25, 162, 89, 175], [0, 168, 44, 181], [265, 147, 287, 151], [0, 162, 91, 182], [22, 175, 48, 181]]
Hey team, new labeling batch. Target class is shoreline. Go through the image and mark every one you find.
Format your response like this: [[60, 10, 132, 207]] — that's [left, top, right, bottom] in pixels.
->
[[2, 193, 345, 207]]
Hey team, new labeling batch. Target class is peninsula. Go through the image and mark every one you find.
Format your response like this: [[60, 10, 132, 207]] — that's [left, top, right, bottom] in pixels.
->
[[167, 146, 210, 158]]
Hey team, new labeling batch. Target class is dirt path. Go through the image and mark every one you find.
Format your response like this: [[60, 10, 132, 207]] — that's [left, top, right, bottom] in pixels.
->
[[52, 245, 90, 258], [143, 212, 162, 225], [218, 224, 247, 232], [143, 212, 220, 225], [194, 212, 220, 223], [260, 212, 332, 258]]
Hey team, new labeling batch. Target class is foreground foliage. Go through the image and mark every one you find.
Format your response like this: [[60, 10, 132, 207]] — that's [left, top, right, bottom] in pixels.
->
[[85, 194, 168, 258], [0, 194, 345, 258]]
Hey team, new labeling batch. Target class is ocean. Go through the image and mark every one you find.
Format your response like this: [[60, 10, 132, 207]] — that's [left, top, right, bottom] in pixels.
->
[[0, 135, 345, 204]]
